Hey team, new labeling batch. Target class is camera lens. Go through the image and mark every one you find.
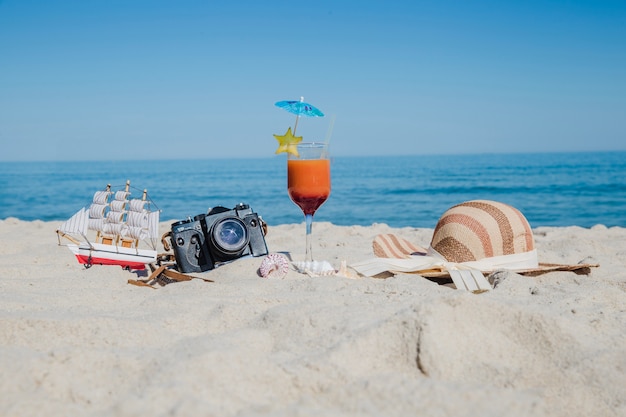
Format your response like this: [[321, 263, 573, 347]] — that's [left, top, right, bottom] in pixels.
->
[[211, 218, 249, 254]]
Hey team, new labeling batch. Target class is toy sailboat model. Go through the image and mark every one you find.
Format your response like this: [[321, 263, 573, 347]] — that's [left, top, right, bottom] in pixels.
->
[[56, 181, 160, 270]]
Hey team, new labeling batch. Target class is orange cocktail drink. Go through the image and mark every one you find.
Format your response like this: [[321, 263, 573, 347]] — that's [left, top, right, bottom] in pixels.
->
[[288, 158, 331, 216], [287, 142, 331, 262]]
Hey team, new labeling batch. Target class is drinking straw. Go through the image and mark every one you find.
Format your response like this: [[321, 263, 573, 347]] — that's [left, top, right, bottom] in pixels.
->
[[324, 114, 336, 146]]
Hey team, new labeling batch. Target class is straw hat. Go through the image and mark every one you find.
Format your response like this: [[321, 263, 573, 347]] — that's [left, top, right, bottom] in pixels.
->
[[430, 200, 535, 263], [351, 200, 598, 291]]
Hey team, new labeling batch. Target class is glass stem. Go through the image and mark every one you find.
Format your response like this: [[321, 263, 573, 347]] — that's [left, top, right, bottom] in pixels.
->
[[305, 213, 314, 262]]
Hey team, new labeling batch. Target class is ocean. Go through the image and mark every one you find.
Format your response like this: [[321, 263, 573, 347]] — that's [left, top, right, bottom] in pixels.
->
[[1, 151, 625, 229]]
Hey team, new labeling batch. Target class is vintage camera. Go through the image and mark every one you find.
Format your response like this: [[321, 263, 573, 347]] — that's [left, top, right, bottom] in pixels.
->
[[170, 203, 268, 273]]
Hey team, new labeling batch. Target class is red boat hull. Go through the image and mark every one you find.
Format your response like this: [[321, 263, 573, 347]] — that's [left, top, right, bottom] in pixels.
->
[[75, 254, 147, 270]]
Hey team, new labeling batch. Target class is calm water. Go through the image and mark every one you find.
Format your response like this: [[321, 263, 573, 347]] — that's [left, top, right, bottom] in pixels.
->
[[1, 152, 625, 228]]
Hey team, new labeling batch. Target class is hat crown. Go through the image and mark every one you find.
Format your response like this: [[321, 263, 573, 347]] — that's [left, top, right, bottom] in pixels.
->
[[430, 200, 534, 263]]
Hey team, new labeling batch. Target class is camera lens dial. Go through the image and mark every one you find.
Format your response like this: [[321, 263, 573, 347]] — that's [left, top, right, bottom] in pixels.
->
[[211, 218, 249, 254]]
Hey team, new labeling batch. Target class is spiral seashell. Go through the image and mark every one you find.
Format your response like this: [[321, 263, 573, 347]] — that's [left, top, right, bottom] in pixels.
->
[[292, 260, 336, 277], [259, 253, 290, 278]]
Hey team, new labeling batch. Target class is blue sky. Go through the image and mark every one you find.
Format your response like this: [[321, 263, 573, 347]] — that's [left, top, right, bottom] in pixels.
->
[[1, 0, 624, 161]]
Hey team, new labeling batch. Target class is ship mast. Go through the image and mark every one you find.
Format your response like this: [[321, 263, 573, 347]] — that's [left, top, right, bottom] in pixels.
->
[[95, 184, 111, 243], [118, 180, 132, 248], [120, 180, 130, 246], [135, 188, 148, 248]]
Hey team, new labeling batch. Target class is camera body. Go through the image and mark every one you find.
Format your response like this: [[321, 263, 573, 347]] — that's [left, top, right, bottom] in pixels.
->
[[171, 203, 268, 273]]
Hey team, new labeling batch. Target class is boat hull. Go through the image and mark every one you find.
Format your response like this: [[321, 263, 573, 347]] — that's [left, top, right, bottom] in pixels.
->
[[67, 243, 157, 270]]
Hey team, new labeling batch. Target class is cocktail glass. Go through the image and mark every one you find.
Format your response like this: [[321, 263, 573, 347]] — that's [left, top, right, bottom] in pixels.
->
[[287, 143, 331, 262]]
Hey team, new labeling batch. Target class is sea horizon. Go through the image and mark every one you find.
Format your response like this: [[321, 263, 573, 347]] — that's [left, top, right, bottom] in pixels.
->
[[1, 151, 625, 229], [1, 148, 624, 164]]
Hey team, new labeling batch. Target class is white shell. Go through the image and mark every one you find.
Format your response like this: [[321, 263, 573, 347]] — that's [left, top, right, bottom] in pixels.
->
[[259, 253, 290, 278], [292, 260, 336, 277]]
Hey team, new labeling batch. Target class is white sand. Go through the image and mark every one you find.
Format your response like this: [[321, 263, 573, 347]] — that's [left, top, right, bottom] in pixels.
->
[[1, 218, 624, 416]]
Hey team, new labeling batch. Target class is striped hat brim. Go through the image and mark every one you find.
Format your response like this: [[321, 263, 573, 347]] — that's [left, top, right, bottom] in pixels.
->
[[373, 234, 427, 259], [367, 233, 598, 278]]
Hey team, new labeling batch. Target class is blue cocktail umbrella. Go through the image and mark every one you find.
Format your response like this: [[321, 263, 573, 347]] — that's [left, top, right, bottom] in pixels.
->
[[275, 97, 324, 134]]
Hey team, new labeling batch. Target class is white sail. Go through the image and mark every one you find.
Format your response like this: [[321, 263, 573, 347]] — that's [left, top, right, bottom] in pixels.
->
[[110, 200, 126, 212], [124, 226, 148, 240], [92, 191, 110, 205], [126, 210, 148, 228], [122, 199, 150, 242], [88, 218, 106, 232], [128, 199, 146, 212], [102, 190, 129, 240], [88, 189, 110, 231], [58, 207, 88, 235], [103, 223, 126, 236], [114, 190, 129, 201], [109, 193, 127, 214], [148, 211, 159, 237], [89, 204, 108, 219], [147, 210, 160, 248], [106, 211, 124, 224]]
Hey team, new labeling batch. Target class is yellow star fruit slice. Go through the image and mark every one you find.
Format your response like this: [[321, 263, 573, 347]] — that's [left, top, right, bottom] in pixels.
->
[[273, 127, 303, 157]]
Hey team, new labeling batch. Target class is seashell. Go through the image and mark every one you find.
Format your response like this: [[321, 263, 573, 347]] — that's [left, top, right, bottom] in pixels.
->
[[336, 260, 362, 279], [259, 253, 290, 278], [292, 260, 336, 277]]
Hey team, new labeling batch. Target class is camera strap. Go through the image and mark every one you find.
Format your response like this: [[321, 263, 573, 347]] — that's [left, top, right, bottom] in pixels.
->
[[128, 231, 215, 288], [130, 219, 269, 288], [128, 262, 214, 288], [161, 231, 173, 251]]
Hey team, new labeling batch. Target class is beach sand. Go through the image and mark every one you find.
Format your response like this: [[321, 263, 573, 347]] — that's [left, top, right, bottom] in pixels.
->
[[1, 218, 624, 416]]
